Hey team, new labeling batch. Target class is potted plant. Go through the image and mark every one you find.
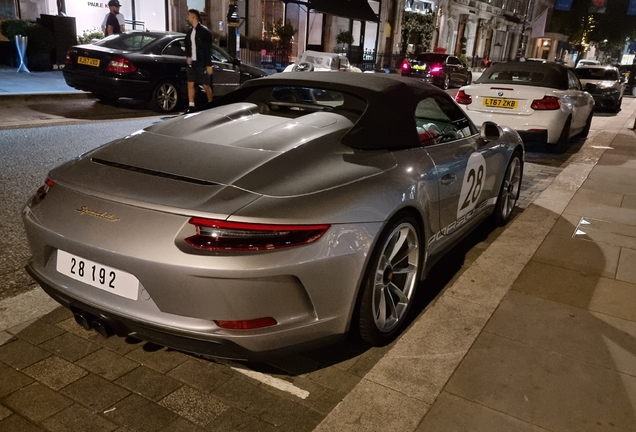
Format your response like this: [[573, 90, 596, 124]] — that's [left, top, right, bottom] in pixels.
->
[[336, 30, 354, 51]]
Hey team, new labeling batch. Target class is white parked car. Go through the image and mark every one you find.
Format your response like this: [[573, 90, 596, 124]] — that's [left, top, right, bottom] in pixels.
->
[[576, 59, 601, 68], [455, 61, 594, 153], [283, 51, 362, 73]]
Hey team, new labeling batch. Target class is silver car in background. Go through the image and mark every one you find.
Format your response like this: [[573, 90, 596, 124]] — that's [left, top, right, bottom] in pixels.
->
[[23, 73, 523, 360]]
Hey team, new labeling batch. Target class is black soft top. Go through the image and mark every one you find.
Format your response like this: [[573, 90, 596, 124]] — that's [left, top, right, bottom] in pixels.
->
[[205, 72, 452, 150], [476, 61, 570, 90]]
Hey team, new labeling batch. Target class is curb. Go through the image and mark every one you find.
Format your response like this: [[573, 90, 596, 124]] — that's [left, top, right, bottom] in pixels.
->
[[313, 101, 636, 432], [0, 92, 91, 103]]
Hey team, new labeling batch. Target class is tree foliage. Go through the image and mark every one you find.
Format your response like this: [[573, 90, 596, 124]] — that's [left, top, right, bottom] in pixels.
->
[[400, 11, 435, 55], [549, 0, 636, 48], [273, 20, 297, 50]]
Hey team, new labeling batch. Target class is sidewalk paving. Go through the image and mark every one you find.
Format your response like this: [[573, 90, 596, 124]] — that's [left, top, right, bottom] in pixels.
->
[[2, 70, 636, 432], [0, 67, 84, 97]]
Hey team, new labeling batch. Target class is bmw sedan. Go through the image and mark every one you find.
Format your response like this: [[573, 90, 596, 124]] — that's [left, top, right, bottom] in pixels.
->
[[455, 61, 594, 153], [63, 31, 267, 112], [401, 53, 472, 89], [23, 73, 523, 360], [574, 65, 625, 112]]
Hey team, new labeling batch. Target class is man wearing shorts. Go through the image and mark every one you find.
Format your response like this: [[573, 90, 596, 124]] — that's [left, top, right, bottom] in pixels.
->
[[184, 9, 213, 111]]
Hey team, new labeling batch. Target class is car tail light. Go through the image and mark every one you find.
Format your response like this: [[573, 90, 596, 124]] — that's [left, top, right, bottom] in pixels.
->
[[31, 178, 55, 206], [455, 90, 472, 105], [65, 50, 71, 65], [431, 65, 443, 74], [531, 96, 560, 110], [106, 56, 137, 74], [401, 60, 411, 72], [215, 317, 278, 330], [185, 218, 330, 251]]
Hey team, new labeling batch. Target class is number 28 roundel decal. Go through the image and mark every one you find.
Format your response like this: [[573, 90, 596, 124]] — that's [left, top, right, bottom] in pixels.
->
[[457, 152, 487, 218]]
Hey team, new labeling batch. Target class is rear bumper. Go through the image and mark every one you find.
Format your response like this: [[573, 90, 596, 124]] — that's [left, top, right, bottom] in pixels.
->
[[63, 69, 153, 100], [27, 265, 342, 361], [516, 129, 549, 144]]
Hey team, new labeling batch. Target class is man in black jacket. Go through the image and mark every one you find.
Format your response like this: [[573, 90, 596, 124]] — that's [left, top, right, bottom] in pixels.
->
[[184, 9, 213, 110]]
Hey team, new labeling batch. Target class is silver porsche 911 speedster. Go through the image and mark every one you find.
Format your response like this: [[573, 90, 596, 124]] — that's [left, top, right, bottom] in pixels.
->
[[23, 72, 524, 360]]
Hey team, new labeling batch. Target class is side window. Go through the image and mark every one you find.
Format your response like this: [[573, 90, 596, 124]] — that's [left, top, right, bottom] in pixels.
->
[[162, 40, 186, 57], [211, 45, 232, 63], [415, 96, 477, 146], [447, 57, 461, 65], [567, 71, 582, 91]]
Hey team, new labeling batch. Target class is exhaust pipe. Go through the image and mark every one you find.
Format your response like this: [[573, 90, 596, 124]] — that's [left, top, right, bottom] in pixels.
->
[[92, 319, 114, 338], [74, 312, 93, 331]]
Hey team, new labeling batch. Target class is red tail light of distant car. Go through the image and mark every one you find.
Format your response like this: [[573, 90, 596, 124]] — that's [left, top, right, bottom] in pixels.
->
[[531, 96, 561, 110], [455, 90, 472, 105]]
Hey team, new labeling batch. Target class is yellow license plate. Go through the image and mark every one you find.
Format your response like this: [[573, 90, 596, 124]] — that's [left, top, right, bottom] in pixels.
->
[[413, 65, 427, 70], [483, 98, 518, 109], [77, 56, 100, 67]]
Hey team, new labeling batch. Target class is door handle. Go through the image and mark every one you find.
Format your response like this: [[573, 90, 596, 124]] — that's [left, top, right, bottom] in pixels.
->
[[441, 173, 457, 185]]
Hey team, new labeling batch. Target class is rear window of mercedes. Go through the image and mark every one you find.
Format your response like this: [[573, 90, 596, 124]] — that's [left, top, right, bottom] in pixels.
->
[[96, 33, 160, 51]]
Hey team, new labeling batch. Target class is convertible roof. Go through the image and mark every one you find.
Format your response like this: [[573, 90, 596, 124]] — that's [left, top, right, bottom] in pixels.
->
[[206, 72, 450, 150], [476, 61, 570, 90]]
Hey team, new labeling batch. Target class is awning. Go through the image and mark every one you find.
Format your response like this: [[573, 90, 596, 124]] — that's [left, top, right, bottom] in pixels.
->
[[307, 0, 380, 22]]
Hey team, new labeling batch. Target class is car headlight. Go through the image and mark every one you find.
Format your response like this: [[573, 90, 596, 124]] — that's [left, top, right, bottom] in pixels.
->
[[602, 88, 620, 96]]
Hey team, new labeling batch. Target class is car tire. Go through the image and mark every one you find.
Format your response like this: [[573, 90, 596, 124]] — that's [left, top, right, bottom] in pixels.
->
[[546, 117, 571, 154], [93, 93, 119, 104], [441, 74, 450, 90], [579, 109, 593, 139], [149, 81, 180, 113], [493, 150, 523, 226], [356, 213, 422, 346], [614, 97, 622, 113]]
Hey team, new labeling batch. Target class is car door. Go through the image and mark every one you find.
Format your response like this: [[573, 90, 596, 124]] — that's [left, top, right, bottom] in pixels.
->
[[210, 45, 241, 96], [416, 95, 499, 250], [445, 56, 464, 85], [566, 69, 592, 131]]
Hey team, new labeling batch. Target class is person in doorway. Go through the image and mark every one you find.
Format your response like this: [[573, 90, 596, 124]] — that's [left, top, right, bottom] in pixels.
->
[[184, 9, 213, 112], [105, 0, 124, 36]]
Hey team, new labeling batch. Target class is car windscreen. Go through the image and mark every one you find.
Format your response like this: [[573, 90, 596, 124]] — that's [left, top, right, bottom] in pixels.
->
[[243, 86, 366, 120], [95, 33, 161, 51], [299, 54, 335, 70], [414, 54, 445, 63], [574, 68, 619, 81]]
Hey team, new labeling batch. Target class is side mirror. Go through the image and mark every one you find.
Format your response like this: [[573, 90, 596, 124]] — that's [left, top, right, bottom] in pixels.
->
[[232, 57, 241, 66], [480, 121, 502, 142]]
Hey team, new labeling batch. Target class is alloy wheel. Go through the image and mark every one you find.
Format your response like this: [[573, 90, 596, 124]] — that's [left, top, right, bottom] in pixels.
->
[[500, 156, 521, 220], [371, 223, 420, 333], [156, 83, 178, 112]]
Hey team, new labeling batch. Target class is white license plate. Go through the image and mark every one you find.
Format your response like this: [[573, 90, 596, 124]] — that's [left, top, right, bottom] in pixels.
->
[[56, 250, 139, 300]]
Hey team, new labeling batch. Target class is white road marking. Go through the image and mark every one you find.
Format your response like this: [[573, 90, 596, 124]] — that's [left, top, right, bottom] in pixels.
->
[[228, 362, 310, 399], [591, 145, 614, 149]]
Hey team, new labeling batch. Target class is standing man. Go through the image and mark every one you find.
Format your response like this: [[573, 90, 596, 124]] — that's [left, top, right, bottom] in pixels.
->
[[184, 9, 213, 111], [101, 3, 125, 34], [105, 0, 123, 36]]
